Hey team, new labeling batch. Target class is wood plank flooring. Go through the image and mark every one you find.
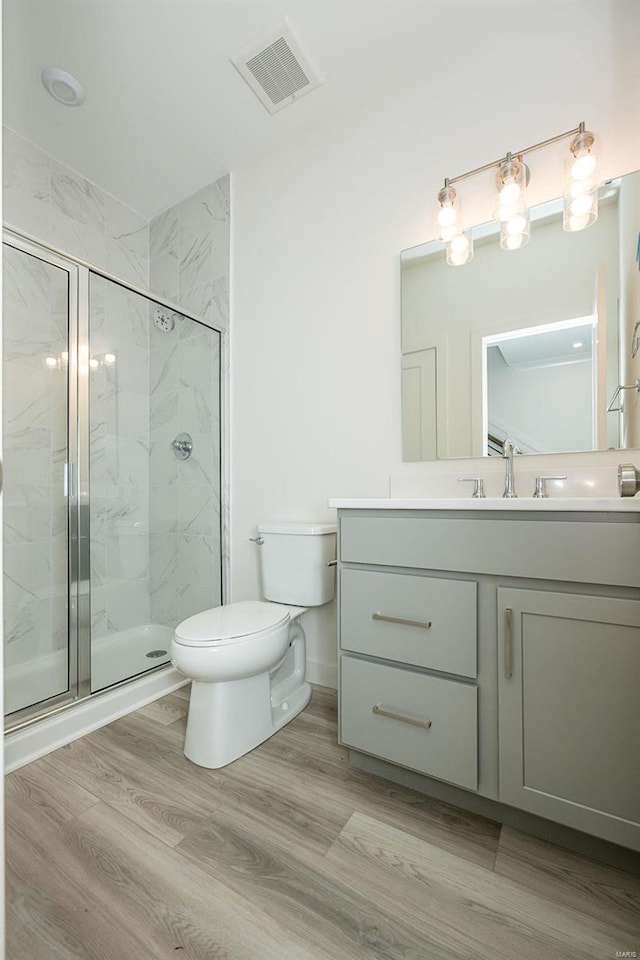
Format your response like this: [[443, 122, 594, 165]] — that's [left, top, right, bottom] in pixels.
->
[[5, 686, 640, 959]]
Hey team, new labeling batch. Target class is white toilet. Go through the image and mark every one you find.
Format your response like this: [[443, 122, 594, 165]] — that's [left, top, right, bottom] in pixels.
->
[[171, 521, 336, 768]]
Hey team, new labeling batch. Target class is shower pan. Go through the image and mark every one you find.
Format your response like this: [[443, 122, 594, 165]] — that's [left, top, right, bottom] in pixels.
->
[[2, 230, 222, 731]]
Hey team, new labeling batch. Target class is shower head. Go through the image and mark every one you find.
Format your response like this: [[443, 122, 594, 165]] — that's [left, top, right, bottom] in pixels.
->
[[153, 306, 176, 332]]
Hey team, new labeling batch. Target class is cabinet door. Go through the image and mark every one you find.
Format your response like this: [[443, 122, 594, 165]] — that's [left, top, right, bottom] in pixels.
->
[[498, 588, 640, 851]]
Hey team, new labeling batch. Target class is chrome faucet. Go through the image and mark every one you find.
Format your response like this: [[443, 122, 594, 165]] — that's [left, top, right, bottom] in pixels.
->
[[502, 439, 518, 498]]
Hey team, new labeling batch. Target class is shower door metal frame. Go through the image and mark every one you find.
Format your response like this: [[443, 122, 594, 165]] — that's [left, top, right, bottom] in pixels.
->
[[2, 230, 83, 726], [3, 226, 225, 732]]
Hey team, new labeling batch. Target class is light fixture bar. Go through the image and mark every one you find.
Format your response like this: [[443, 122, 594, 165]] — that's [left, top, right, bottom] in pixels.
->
[[444, 122, 585, 188]]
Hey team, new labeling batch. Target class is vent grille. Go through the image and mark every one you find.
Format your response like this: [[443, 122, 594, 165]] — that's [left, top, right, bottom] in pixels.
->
[[232, 22, 323, 114]]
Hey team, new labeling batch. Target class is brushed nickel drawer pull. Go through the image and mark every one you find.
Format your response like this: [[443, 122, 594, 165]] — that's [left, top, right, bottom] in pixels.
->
[[504, 607, 513, 679], [372, 612, 432, 629], [372, 703, 432, 729]]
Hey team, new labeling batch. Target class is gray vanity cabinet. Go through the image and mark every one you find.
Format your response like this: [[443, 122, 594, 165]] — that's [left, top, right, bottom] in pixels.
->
[[498, 588, 640, 847], [336, 509, 640, 853]]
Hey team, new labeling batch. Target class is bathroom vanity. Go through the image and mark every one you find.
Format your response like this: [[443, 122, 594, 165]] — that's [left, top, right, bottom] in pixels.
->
[[329, 499, 640, 853]]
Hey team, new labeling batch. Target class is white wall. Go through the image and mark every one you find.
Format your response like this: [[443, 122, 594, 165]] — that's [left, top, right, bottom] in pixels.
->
[[231, 0, 640, 683]]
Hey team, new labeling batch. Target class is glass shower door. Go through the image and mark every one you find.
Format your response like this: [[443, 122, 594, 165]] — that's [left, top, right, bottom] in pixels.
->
[[88, 274, 221, 692], [2, 239, 78, 719]]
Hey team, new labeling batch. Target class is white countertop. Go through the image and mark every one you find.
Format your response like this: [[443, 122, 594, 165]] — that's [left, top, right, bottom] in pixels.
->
[[328, 497, 640, 512]]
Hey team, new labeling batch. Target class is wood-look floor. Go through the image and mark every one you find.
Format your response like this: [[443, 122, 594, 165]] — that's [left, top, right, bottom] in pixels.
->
[[5, 685, 640, 959]]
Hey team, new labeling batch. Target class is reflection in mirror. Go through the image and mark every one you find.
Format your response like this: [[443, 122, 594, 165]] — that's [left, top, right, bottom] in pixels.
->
[[401, 170, 640, 461], [484, 318, 595, 455]]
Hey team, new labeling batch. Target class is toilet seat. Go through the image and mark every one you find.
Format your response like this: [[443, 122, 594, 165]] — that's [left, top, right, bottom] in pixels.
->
[[174, 600, 289, 648]]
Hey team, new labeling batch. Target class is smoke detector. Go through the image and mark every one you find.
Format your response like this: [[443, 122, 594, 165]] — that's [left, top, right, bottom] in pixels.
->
[[231, 20, 323, 114]]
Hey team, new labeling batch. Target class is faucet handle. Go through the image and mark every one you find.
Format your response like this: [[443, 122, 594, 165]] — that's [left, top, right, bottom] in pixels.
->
[[457, 476, 486, 498], [533, 475, 567, 498]]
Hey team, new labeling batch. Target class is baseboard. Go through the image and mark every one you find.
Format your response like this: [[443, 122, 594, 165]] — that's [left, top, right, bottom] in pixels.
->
[[306, 658, 337, 689], [5, 667, 188, 773]]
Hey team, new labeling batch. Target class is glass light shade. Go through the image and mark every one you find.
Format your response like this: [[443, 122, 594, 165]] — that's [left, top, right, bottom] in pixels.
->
[[446, 231, 473, 266], [500, 206, 530, 250], [563, 129, 599, 233], [436, 184, 461, 241], [563, 184, 598, 232]]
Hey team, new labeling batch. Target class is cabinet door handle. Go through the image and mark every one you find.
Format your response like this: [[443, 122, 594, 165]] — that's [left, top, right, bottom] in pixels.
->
[[372, 703, 432, 729], [372, 612, 432, 629], [504, 607, 513, 679]]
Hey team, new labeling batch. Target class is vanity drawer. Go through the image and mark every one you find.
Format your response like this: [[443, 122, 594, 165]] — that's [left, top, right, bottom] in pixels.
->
[[340, 569, 477, 677], [340, 515, 640, 587], [340, 656, 478, 791]]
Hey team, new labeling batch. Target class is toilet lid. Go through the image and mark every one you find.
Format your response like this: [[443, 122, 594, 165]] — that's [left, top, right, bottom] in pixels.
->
[[174, 600, 289, 646]]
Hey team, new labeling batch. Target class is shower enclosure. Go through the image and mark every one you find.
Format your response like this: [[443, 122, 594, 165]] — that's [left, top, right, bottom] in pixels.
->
[[2, 231, 222, 729]]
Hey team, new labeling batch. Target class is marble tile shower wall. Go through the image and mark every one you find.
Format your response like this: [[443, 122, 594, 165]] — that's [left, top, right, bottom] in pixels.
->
[[149, 177, 229, 622], [148, 316, 221, 627], [3, 126, 149, 287], [3, 246, 69, 667]]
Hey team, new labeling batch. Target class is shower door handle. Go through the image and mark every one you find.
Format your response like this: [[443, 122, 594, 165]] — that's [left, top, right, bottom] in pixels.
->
[[63, 462, 74, 499]]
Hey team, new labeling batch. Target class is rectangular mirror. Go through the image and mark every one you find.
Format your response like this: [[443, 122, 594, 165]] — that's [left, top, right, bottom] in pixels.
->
[[400, 170, 640, 460]]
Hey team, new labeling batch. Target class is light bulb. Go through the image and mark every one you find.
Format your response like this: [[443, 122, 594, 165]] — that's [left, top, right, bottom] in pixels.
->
[[499, 180, 521, 206], [45, 356, 58, 369], [567, 177, 592, 198], [570, 194, 594, 217], [446, 230, 473, 266], [437, 205, 458, 228], [496, 202, 517, 222], [567, 212, 591, 232], [450, 234, 470, 255], [439, 223, 462, 242], [506, 215, 527, 235], [572, 341, 584, 349], [104, 353, 116, 365], [61, 351, 69, 363], [89, 357, 99, 370], [504, 234, 525, 250], [571, 153, 597, 181], [448, 247, 471, 266]]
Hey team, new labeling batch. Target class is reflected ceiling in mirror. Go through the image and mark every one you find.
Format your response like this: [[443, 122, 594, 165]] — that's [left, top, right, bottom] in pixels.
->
[[400, 170, 640, 461]]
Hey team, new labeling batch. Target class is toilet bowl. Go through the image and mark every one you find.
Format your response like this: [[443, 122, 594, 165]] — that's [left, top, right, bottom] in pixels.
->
[[171, 522, 336, 768]]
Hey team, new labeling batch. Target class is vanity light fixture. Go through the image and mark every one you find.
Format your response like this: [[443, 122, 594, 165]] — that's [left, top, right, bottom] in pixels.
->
[[435, 121, 599, 265]]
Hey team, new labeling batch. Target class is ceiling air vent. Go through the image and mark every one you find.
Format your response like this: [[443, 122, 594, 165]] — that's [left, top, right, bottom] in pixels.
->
[[231, 21, 323, 114]]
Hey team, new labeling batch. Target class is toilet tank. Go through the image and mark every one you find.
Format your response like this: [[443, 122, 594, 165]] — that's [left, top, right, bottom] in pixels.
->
[[257, 522, 337, 606]]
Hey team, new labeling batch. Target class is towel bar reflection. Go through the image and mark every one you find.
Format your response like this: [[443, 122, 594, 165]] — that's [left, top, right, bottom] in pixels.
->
[[606, 380, 640, 413]]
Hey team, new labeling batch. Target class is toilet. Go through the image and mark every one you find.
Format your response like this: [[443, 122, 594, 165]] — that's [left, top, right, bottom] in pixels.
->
[[171, 522, 336, 768]]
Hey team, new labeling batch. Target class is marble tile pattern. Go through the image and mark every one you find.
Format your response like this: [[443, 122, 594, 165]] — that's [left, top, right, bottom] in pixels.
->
[[3, 126, 149, 287], [2, 246, 69, 679], [149, 174, 229, 609], [148, 312, 222, 628]]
